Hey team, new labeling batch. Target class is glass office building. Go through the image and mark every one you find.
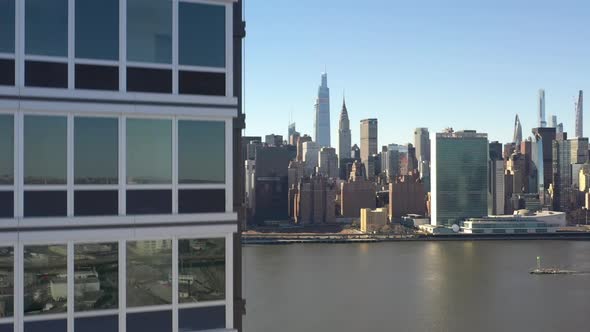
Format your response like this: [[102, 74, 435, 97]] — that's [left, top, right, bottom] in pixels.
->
[[431, 130, 488, 226], [0, 0, 244, 331]]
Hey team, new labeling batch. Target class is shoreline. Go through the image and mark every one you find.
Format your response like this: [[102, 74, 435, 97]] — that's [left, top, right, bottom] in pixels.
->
[[242, 232, 590, 245]]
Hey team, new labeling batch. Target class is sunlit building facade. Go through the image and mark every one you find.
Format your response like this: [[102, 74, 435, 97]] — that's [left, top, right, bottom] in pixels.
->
[[0, 0, 243, 331]]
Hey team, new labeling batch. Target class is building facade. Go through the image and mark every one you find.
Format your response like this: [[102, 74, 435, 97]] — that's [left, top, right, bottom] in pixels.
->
[[292, 175, 336, 225], [360, 119, 378, 180], [414, 128, 430, 165], [314, 72, 330, 148], [318, 147, 338, 179], [431, 130, 488, 226], [340, 161, 375, 218], [532, 127, 556, 190], [302, 141, 320, 174], [360, 208, 387, 233], [0, 0, 244, 331], [389, 173, 426, 220]]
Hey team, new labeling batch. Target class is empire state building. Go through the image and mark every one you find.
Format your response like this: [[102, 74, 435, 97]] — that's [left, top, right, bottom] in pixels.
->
[[314, 72, 331, 147]]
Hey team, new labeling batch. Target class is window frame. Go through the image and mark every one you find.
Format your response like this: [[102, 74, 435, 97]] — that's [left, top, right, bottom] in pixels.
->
[[0, 111, 16, 220], [7, 0, 234, 97]]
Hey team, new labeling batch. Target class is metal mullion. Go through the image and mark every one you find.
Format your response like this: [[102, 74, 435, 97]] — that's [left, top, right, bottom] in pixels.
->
[[17, 113, 23, 218], [225, 234, 233, 329], [13, 112, 18, 219], [16, 0, 23, 87], [118, 240, 126, 332], [120, 116, 126, 216], [67, 242, 74, 332], [15, 243, 22, 332], [172, 118, 178, 214], [119, 0, 126, 92], [68, 0, 75, 90], [172, 0, 179, 95], [172, 238, 178, 332], [225, 119, 233, 213], [67, 114, 74, 217]]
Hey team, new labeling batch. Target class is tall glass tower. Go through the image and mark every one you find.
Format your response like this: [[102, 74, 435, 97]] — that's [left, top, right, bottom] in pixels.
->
[[431, 130, 488, 226], [314, 72, 331, 147], [538, 89, 547, 127]]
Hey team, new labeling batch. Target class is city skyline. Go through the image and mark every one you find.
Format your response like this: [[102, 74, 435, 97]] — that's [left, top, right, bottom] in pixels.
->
[[245, 0, 590, 147]]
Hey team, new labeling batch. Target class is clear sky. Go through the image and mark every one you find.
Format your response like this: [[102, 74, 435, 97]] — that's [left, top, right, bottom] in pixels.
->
[[244, 0, 590, 153]]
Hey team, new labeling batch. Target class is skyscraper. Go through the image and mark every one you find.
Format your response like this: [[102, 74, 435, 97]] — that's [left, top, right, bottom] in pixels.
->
[[513, 114, 522, 150], [314, 72, 331, 147], [0, 0, 245, 330], [538, 89, 547, 127], [360, 119, 378, 179], [414, 128, 431, 164], [339, 97, 352, 159], [431, 130, 488, 226], [532, 127, 556, 189], [318, 147, 339, 179], [575, 90, 583, 138]]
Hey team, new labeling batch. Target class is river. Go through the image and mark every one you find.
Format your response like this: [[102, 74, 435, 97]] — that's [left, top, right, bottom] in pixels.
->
[[243, 240, 590, 332]]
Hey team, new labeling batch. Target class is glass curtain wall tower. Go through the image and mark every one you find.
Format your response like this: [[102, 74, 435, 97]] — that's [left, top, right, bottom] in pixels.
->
[[0, 0, 245, 331]]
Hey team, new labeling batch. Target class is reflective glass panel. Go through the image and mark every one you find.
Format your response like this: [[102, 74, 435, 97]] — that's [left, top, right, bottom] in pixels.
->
[[24, 115, 67, 185], [74, 117, 118, 184], [0, 114, 13, 185], [126, 119, 172, 184], [0, 247, 13, 317], [127, 0, 171, 64], [75, 0, 118, 60], [178, 2, 225, 67], [126, 240, 172, 307], [178, 121, 225, 184], [24, 245, 67, 315], [178, 238, 225, 303], [0, 0, 15, 53], [74, 243, 118, 311], [25, 0, 68, 56]]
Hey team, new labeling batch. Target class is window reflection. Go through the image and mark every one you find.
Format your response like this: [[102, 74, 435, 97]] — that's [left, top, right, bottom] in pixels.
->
[[126, 119, 172, 184], [127, 0, 171, 64], [126, 240, 172, 307], [0, 114, 13, 185], [25, 0, 68, 57], [24, 115, 67, 185], [178, 2, 225, 68], [0, 247, 13, 318], [0, 0, 15, 54], [178, 121, 225, 184], [75, 0, 119, 60], [74, 117, 118, 185], [74, 243, 118, 312], [178, 238, 225, 303], [24, 245, 67, 315]]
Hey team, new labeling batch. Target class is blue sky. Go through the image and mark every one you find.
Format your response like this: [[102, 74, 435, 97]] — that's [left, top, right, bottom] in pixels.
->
[[244, 0, 590, 152]]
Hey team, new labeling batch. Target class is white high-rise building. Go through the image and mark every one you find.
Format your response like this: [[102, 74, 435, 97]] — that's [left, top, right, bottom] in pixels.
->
[[538, 89, 547, 127], [0, 1, 244, 330]]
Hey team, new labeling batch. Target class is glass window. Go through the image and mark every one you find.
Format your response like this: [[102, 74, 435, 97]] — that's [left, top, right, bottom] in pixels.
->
[[74, 243, 118, 312], [24, 320, 66, 332], [25, 61, 68, 88], [127, 0, 171, 64], [24, 191, 67, 217], [0, 0, 15, 53], [179, 306, 225, 332], [0, 114, 13, 185], [126, 190, 171, 215], [0, 247, 13, 318], [0, 59, 15, 86], [75, 0, 118, 60], [126, 67, 172, 93], [178, 238, 225, 303], [0, 191, 13, 218], [74, 191, 118, 217], [75, 316, 118, 332], [75, 117, 118, 185], [25, 0, 68, 56], [126, 240, 172, 307], [127, 311, 171, 332], [75, 65, 119, 91], [126, 119, 172, 184], [24, 115, 67, 185], [179, 71, 225, 96], [179, 2, 225, 67], [24, 245, 67, 315], [178, 121, 225, 184], [178, 189, 225, 214]]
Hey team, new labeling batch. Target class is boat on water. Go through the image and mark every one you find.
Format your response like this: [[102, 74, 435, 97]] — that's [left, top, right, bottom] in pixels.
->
[[530, 256, 576, 275]]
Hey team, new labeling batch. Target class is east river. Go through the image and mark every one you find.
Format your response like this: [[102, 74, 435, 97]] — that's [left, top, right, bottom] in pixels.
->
[[244, 240, 590, 332]]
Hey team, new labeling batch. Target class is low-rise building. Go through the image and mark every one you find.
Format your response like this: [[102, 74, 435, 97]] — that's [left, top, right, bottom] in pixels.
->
[[461, 210, 566, 234], [360, 208, 388, 233]]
